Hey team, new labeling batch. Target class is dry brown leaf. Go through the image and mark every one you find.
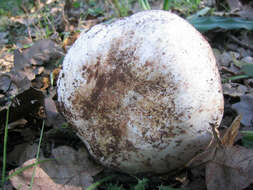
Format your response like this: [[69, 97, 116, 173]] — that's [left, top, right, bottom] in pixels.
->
[[52, 67, 61, 86], [41, 77, 50, 91], [0, 48, 14, 73], [221, 115, 241, 146], [10, 146, 103, 190], [63, 32, 80, 52], [10, 159, 70, 190], [206, 146, 253, 190]]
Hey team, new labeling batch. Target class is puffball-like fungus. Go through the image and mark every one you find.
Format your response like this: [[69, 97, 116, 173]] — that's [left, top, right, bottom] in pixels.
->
[[57, 10, 224, 174]]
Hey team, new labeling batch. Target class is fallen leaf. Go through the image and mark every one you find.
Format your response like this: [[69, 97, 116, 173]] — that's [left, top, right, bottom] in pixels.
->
[[7, 143, 38, 166], [232, 95, 253, 127], [222, 83, 250, 97], [9, 146, 103, 190], [221, 115, 241, 146], [226, 0, 253, 19], [10, 159, 67, 190], [44, 96, 66, 128], [0, 74, 12, 93], [41, 77, 50, 91], [236, 6, 253, 20], [51, 67, 61, 86], [21, 39, 63, 66], [63, 32, 80, 52], [0, 88, 44, 125], [226, 0, 242, 10], [0, 49, 14, 73], [206, 146, 253, 190]]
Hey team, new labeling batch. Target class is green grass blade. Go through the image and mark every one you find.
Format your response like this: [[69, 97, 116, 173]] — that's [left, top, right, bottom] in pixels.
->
[[241, 131, 253, 149], [241, 131, 253, 138], [138, 0, 151, 10], [1, 104, 10, 187], [86, 175, 115, 190], [188, 16, 253, 32], [29, 120, 45, 190], [163, 0, 171, 10], [222, 74, 249, 83], [143, 0, 151, 10]]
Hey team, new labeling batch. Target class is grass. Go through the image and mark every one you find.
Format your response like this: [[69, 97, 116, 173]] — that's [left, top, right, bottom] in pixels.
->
[[86, 177, 182, 190], [163, 0, 171, 10], [108, 0, 131, 17], [138, 0, 151, 10], [109, 0, 202, 17], [29, 120, 45, 189], [163, 0, 201, 15], [0, 101, 47, 189], [86, 175, 116, 190], [1, 103, 10, 188]]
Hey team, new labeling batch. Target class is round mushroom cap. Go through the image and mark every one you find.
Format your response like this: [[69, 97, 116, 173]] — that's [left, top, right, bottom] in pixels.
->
[[57, 10, 224, 174]]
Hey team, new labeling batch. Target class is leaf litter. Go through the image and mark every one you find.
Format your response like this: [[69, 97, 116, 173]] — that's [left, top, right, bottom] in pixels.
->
[[188, 116, 253, 190], [9, 146, 103, 190], [0, 0, 253, 189]]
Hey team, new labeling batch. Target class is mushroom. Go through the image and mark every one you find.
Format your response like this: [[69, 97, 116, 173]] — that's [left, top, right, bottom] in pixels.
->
[[57, 10, 224, 174]]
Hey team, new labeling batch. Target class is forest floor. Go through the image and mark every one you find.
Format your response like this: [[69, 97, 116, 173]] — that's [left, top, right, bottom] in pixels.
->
[[0, 0, 253, 189]]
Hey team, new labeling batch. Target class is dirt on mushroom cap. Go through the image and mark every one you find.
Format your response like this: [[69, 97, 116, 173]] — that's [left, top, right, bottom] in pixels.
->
[[57, 10, 224, 174]]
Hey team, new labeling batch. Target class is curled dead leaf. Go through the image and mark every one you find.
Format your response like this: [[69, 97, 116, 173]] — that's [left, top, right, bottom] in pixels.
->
[[221, 115, 241, 146]]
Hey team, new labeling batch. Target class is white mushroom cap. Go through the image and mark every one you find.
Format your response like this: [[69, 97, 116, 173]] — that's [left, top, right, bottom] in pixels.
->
[[57, 10, 224, 174]]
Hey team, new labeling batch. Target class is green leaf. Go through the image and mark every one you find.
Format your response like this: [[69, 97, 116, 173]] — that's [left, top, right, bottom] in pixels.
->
[[188, 16, 253, 32], [73, 2, 81, 8], [241, 64, 253, 77], [242, 131, 253, 149], [133, 178, 148, 190]]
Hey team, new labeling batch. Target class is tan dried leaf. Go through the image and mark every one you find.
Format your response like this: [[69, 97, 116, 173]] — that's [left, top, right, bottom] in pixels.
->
[[221, 115, 241, 146], [10, 146, 103, 190]]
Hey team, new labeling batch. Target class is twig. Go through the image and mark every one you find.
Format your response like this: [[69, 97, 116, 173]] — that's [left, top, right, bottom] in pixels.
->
[[228, 34, 253, 51]]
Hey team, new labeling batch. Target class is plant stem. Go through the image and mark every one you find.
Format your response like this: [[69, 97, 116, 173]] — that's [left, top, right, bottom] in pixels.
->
[[1, 104, 10, 187], [29, 120, 45, 190]]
